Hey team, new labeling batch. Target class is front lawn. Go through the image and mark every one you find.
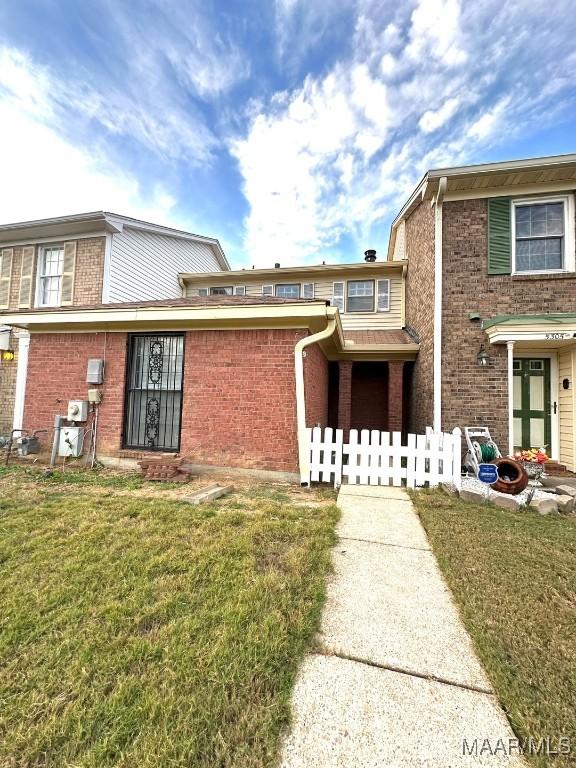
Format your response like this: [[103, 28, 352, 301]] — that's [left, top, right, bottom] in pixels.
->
[[0, 466, 338, 768], [411, 489, 576, 768]]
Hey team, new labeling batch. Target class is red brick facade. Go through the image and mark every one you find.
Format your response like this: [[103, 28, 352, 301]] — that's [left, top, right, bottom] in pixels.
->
[[22, 328, 330, 473], [405, 201, 435, 433], [303, 341, 329, 428], [441, 197, 576, 450]]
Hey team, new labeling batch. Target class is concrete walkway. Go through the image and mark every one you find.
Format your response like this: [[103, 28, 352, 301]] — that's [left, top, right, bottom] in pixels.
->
[[281, 485, 525, 767]]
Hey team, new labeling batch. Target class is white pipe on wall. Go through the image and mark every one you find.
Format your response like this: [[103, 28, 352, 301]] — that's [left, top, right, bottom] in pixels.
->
[[433, 176, 447, 433], [295, 314, 337, 485], [507, 341, 515, 456]]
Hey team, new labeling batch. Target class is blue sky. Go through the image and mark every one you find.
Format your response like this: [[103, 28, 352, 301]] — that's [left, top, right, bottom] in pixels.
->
[[0, 0, 574, 268]]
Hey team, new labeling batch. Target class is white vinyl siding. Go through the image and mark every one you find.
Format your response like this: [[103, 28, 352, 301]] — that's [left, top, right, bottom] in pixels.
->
[[107, 228, 223, 303], [186, 273, 404, 329]]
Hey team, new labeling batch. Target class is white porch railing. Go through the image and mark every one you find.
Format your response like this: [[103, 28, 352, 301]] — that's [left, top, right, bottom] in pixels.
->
[[306, 426, 462, 489]]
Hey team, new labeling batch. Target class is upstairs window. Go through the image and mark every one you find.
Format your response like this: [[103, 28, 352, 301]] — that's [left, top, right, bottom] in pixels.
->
[[275, 284, 300, 299], [210, 286, 233, 295], [512, 197, 574, 273], [38, 245, 64, 307], [347, 280, 374, 312]]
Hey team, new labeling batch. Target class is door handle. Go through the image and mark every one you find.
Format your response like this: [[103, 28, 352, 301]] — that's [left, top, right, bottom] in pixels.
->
[[553, 401, 557, 415]]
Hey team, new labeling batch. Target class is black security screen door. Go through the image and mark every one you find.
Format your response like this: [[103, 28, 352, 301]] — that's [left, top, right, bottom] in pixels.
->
[[123, 334, 185, 451]]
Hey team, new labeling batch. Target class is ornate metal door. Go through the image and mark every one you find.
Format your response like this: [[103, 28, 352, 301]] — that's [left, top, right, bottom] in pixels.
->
[[123, 334, 185, 451]]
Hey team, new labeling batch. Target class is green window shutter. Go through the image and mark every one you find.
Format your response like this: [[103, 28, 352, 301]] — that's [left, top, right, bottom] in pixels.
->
[[487, 198, 511, 274]]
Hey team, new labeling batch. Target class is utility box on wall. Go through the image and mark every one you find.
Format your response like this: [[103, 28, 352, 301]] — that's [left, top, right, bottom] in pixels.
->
[[87, 359, 104, 384], [59, 427, 84, 457], [67, 400, 88, 422]]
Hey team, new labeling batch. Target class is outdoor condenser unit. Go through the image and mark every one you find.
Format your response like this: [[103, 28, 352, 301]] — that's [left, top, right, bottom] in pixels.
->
[[59, 427, 84, 457]]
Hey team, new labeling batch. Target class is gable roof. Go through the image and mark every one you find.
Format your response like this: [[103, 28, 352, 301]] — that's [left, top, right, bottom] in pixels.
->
[[388, 152, 576, 258], [0, 211, 229, 270]]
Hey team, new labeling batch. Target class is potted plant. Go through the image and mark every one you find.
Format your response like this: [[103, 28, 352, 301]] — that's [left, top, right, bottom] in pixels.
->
[[514, 448, 549, 480]]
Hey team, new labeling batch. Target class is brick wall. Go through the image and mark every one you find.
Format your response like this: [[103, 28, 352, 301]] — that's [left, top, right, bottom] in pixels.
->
[[6, 237, 105, 311], [404, 201, 435, 433], [441, 197, 576, 450], [303, 342, 329, 428], [24, 332, 127, 453], [22, 327, 326, 472], [73, 238, 106, 305]]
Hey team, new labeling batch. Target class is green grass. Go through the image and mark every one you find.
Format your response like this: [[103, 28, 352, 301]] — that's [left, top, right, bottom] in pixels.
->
[[411, 489, 576, 767], [0, 467, 338, 767]]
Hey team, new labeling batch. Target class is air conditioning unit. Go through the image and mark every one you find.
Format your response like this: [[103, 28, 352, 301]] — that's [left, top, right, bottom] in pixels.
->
[[59, 427, 84, 457]]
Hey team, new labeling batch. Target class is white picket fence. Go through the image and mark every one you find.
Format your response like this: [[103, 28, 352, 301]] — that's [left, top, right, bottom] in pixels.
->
[[306, 426, 462, 489]]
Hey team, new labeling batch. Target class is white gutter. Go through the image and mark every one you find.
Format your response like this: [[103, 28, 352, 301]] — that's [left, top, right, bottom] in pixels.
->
[[433, 176, 447, 433], [295, 314, 338, 485]]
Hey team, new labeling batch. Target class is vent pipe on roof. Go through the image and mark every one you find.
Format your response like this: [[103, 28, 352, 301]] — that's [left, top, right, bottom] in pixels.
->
[[274, 262, 280, 268], [364, 249, 377, 262]]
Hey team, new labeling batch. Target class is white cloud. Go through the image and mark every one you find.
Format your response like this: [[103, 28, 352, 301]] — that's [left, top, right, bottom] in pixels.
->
[[419, 97, 460, 133], [406, 0, 467, 66], [233, 0, 576, 265], [0, 48, 185, 226]]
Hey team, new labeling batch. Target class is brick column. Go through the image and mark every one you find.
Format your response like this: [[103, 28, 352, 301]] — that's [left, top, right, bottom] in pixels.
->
[[338, 361, 353, 436], [388, 361, 404, 432]]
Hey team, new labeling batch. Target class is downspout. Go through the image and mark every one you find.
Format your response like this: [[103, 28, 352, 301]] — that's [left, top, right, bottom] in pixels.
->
[[295, 312, 337, 486], [433, 176, 447, 433]]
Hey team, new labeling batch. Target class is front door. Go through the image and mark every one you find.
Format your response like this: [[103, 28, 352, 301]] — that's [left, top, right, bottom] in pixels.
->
[[513, 358, 551, 451]]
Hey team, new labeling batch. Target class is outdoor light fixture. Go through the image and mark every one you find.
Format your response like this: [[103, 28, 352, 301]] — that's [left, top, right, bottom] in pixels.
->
[[1, 349, 14, 362], [476, 345, 490, 367]]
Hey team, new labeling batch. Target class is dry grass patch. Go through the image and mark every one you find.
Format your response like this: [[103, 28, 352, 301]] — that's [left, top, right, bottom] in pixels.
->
[[0, 465, 338, 768]]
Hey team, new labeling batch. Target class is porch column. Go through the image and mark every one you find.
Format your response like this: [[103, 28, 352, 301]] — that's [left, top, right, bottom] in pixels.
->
[[507, 341, 515, 456], [337, 361, 353, 436], [388, 361, 404, 432]]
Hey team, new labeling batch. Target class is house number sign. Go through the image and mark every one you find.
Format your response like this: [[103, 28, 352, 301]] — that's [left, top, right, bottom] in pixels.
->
[[542, 332, 576, 340]]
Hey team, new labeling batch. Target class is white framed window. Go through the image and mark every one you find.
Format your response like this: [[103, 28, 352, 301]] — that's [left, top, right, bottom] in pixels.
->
[[331, 282, 344, 311], [302, 282, 314, 299], [347, 280, 374, 312], [233, 286, 246, 296], [37, 245, 64, 307], [198, 288, 208, 296], [275, 283, 300, 299], [512, 195, 575, 274], [210, 286, 233, 295], [262, 285, 273, 296], [376, 279, 390, 312]]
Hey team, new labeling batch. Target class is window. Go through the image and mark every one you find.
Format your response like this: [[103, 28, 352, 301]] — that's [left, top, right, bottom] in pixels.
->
[[262, 285, 273, 296], [123, 334, 184, 451], [233, 286, 246, 295], [210, 286, 233, 295], [331, 282, 344, 311], [347, 280, 374, 312], [302, 283, 314, 299], [376, 279, 390, 312], [38, 245, 64, 306], [512, 197, 574, 273], [275, 283, 300, 299]]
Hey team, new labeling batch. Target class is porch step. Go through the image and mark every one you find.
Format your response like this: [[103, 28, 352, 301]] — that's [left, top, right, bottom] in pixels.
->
[[544, 461, 574, 477]]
